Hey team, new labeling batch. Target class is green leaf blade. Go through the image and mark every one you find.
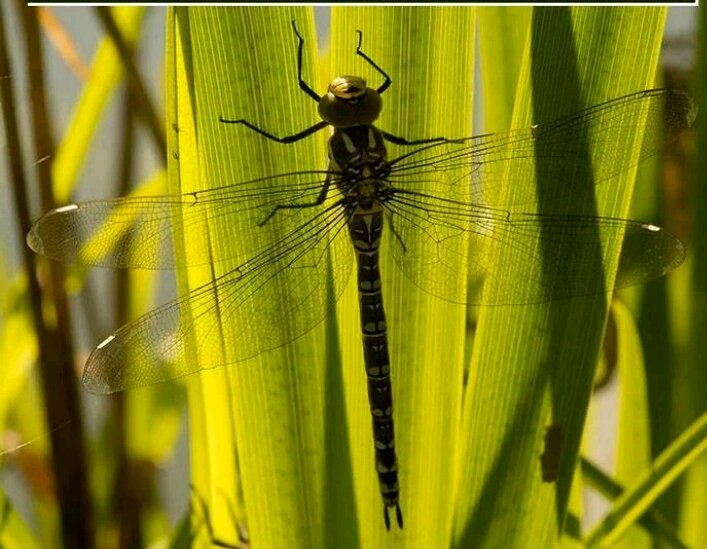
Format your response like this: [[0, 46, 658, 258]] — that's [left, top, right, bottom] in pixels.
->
[[455, 8, 668, 548], [169, 7, 329, 547], [331, 7, 476, 547]]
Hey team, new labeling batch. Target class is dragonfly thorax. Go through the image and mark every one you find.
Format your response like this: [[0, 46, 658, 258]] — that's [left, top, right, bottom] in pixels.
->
[[330, 125, 389, 173], [318, 75, 383, 128], [329, 126, 392, 211], [329, 125, 388, 167]]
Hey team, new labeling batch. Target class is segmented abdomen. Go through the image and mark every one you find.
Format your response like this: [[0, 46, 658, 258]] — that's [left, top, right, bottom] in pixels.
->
[[347, 208, 402, 529]]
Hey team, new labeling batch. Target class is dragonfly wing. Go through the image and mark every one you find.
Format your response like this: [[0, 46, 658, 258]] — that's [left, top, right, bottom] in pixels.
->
[[387, 89, 695, 209], [82, 203, 353, 393], [386, 191, 685, 306], [27, 170, 332, 269]]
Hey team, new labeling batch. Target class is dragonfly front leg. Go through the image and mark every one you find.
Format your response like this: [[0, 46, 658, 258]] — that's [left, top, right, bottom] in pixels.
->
[[219, 116, 328, 144], [258, 177, 332, 226], [354, 29, 392, 94], [219, 21, 327, 144], [290, 19, 322, 102]]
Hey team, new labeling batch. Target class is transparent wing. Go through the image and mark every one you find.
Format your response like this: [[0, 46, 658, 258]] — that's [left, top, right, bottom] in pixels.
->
[[82, 201, 353, 393], [27, 170, 332, 269], [381, 89, 692, 304], [385, 190, 685, 305], [387, 89, 696, 209]]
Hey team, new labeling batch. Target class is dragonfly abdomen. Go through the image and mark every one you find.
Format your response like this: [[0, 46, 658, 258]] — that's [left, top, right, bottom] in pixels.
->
[[347, 210, 403, 530]]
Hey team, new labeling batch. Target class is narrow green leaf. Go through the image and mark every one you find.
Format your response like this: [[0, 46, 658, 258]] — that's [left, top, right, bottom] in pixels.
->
[[477, 7, 531, 132], [581, 459, 689, 548], [454, 8, 668, 548], [612, 299, 651, 548], [168, 7, 325, 548], [52, 7, 146, 203], [170, 7, 476, 547], [330, 8, 475, 548], [0, 276, 36, 428], [678, 1, 707, 545], [585, 410, 707, 547], [613, 300, 651, 476]]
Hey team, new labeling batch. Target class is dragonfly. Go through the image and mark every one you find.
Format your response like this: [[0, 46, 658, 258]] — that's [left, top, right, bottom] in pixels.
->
[[27, 21, 695, 531]]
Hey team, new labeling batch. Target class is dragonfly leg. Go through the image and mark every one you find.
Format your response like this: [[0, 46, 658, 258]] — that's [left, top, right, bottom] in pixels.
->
[[380, 129, 463, 146], [386, 211, 408, 253], [355, 29, 392, 95], [290, 19, 321, 102], [257, 177, 332, 226], [219, 117, 328, 144], [219, 21, 329, 143]]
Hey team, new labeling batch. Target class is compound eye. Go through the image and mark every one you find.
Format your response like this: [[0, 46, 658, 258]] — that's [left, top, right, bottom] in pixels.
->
[[318, 77, 382, 127], [329, 76, 368, 101]]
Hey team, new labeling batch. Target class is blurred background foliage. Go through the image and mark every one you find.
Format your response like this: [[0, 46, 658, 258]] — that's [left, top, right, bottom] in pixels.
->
[[0, 4, 704, 549]]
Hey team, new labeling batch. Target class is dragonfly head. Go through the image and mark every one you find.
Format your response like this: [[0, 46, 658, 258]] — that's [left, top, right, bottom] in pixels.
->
[[319, 75, 382, 128]]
